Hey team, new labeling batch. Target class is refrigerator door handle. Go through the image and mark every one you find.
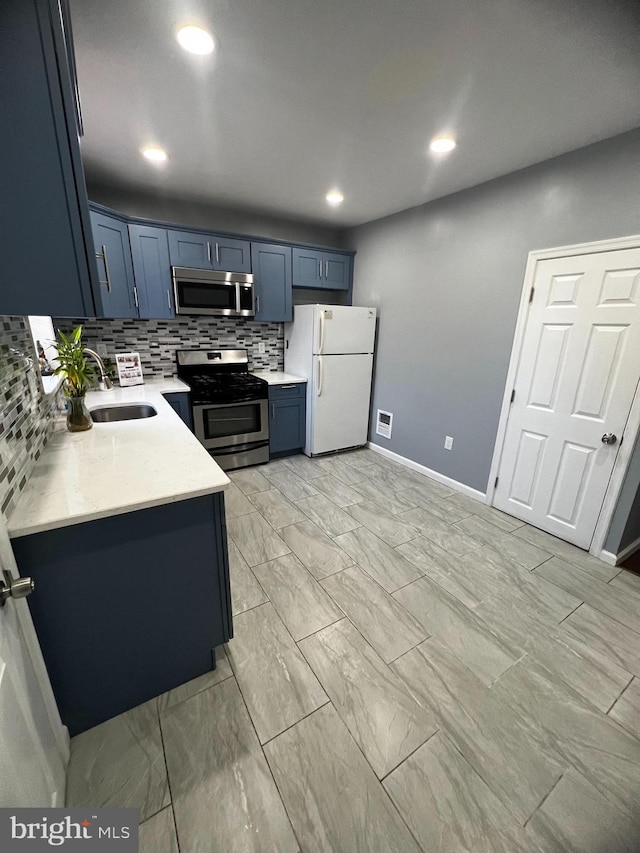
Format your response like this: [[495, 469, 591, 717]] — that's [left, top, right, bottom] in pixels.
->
[[317, 357, 323, 397], [319, 310, 325, 355]]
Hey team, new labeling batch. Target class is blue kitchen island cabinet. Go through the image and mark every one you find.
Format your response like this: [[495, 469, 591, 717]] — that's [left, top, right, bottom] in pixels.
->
[[163, 392, 193, 430], [11, 493, 232, 736], [269, 383, 307, 457]]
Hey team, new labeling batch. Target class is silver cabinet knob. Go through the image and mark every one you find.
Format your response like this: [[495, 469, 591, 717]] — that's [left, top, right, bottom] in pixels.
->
[[601, 433, 617, 445], [0, 569, 35, 607]]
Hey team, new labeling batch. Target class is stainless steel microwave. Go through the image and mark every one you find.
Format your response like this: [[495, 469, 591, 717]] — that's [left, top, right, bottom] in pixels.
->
[[172, 267, 254, 317]]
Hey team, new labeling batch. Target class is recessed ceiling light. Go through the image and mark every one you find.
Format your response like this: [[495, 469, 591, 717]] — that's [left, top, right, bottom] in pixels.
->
[[326, 189, 344, 206], [176, 25, 215, 55], [429, 136, 456, 154], [141, 146, 168, 162]]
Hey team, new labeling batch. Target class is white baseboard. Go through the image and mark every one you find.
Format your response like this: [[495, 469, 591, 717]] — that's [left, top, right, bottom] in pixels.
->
[[598, 550, 618, 567], [367, 442, 486, 502], [613, 535, 640, 566]]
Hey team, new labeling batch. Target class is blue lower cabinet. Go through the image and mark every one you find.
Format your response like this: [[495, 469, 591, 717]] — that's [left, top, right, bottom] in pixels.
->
[[268, 383, 306, 456], [163, 392, 193, 430], [11, 493, 232, 736]]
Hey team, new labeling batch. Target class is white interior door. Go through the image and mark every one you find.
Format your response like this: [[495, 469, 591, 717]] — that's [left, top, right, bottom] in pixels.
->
[[310, 354, 374, 454], [313, 306, 376, 354], [494, 248, 640, 549], [0, 521, 68, 806]]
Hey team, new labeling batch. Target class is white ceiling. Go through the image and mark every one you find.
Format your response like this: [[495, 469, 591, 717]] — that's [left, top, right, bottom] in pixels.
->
[[72, 0, 640, 227]]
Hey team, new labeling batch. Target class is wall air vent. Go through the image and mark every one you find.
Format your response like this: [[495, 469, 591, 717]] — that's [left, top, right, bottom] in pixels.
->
[[376, 409, 393, 439]]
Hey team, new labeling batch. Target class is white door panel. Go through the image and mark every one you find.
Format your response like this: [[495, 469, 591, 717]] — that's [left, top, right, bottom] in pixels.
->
[[309, 354, 373, 454], [494, 249, 640, 548], [313, 305, 376, 354]]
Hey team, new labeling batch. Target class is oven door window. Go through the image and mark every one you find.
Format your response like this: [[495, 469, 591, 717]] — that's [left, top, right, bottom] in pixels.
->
[[203, 403, 263, 440], [176, 281, 237, 312]]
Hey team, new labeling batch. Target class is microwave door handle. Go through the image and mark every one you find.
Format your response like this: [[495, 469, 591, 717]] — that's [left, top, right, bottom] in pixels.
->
[[235, 282, 241, 314]]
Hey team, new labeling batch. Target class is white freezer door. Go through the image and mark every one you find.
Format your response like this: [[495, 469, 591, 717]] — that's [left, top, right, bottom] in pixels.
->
[[309, 353, 374, 455], [312, 305, 376, 355]]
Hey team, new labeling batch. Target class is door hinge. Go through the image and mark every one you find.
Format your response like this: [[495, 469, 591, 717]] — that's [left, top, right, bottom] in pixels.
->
[[529, 286, 535, 303], [494, 476, 499, 488], [510, 389, 515, 404]]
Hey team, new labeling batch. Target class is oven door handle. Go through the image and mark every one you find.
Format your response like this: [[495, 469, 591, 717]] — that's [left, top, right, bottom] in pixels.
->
[[317, 356, 323, 397]]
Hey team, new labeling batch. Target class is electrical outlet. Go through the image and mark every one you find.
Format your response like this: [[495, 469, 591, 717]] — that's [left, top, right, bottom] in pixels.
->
[[258, 342, 266, 354], [444, 435, 454, 451], [96, 343, 108, 357]]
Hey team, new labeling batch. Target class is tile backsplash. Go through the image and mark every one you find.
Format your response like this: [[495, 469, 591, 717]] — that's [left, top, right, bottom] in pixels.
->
[[54, 317, 285, 378], [0, 316, 60, 521]]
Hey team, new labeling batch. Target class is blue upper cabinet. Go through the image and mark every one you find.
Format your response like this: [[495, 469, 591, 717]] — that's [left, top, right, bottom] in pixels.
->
[[0, 0, 98, 317], [168, 230, 251, 273], [251, 243, 292, 322], [90, 212, 137, 318], [292, 248, 351, 291], [129, 225, 174, 319]]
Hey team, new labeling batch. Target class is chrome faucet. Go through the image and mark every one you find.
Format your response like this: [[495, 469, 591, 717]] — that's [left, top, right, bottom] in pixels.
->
[[83, 348, 113, 391]]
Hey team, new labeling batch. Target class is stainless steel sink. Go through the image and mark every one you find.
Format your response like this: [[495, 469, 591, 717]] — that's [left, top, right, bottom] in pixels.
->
[[90, 404, 157, 423]]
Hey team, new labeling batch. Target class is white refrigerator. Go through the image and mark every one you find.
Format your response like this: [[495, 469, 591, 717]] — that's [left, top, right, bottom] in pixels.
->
[[284, 304, 377, 456]]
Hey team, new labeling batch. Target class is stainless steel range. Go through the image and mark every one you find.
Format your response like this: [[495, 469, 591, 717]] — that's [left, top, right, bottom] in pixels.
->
[[176, 349, 268, 471]]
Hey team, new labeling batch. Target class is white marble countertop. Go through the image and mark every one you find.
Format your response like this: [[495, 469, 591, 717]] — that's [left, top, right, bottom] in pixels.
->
[[251, 371, 307, 385], [8, 378, 230, 539]]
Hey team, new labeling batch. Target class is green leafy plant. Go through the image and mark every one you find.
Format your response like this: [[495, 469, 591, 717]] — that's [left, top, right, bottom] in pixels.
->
[[53, 326, 96, 398]]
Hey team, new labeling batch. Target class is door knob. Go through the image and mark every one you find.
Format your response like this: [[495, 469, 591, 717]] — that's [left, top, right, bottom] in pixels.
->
[[0, 569, 35, 607], [601, 433, 617, 445]]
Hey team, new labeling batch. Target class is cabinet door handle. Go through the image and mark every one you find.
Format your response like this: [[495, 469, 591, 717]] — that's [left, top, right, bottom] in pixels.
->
[[255, 295, 260, 315], [215, 242, 220, 264], [207, 241, 212, 263], [319, 260, 322, 279], [96, 245, 112, 292], [325, 261, 328, 279], [133, 285, 139, 309], [281, 384, 297, 389], [271, 403, 275, 419], [167, 289, 172, 310]]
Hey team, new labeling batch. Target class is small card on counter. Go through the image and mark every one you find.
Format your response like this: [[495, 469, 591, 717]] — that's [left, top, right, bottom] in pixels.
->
[[115, 352, 144, 386]]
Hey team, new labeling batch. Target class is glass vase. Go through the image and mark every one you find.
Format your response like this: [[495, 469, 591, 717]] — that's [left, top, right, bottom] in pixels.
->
[[66, 395, 92, 432]]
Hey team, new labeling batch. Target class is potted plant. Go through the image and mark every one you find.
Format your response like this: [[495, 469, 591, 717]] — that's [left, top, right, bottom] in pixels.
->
[[54, 326, 96, 432]]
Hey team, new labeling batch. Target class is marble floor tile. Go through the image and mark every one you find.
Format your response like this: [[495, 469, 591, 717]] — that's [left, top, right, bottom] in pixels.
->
[[397, 536, 485, 609], [445, 492, 525, 531], [513, 523, 621, 582], [264, 704, 421, 853], [393, 576, 523, 686], [400, 507, 482, 556], [66, 698, 169, 821], [608, 677, 640, 739], [161, 678, 298, 853], [536, 557, 640, 633], [339, 448, 381, 469], [229, 467, 272, 495], [299, 619, 438, 778], [351, 477, 418, 514], [283, 453, 326, 480], [321, 566, 426, 663], [493, 655, 640, 815], [252, 553, 343, 641], [561, 603, 640, 678], [525, 768, 640, 853], [228, 539, 268, 615], [265, 468, 319, 501], [401, 494, 474, 525], [223, 481, 255, 518], [392, 638, 563, 823], [455, 514, 551, 568], [281, 519, 354, 579], [226, 603, 328, 743], [610, 568, 640, 594], [310, 473, 365, 507], [295, 492, 361, 537], [157, 647, 234, 713], [396, 479, 456, 504], [227, 511, 290, 567], [347, 500, 420, 546], [248, 488, 306, 529], [139, 807, 178, 853], [474, 593, 630, 712], [258, 459, 292, 477], [384, 731, 532, 853], [318, 455, 370, 485], [359, 463, 424, 494], [334, 527, 423, 592]]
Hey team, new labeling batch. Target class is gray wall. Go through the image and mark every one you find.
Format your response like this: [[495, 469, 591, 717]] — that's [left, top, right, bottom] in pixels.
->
[[347, 128, 640, 513], [87, 180, 345, 248]]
